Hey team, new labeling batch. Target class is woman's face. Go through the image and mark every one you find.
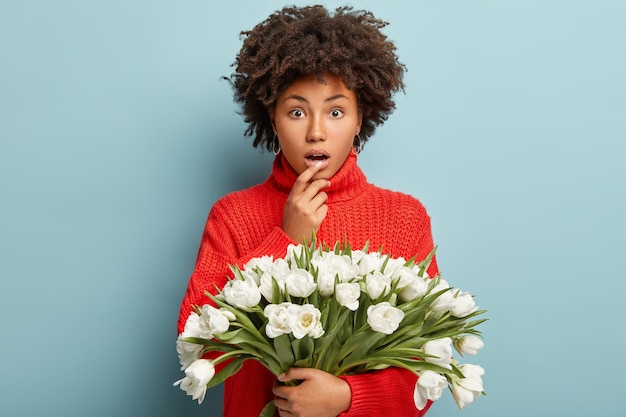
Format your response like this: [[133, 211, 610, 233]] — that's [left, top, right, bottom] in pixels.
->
[[271, 74, 362, 180]]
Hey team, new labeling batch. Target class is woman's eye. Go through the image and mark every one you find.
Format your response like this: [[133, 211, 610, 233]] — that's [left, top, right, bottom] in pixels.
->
[[289, 109, 305, 118], [330, 109, 344, 118]]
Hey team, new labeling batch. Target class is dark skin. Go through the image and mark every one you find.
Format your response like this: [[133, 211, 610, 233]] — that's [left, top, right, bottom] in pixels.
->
[[273, 367, 351, 417], [281, 163, 330, 244]]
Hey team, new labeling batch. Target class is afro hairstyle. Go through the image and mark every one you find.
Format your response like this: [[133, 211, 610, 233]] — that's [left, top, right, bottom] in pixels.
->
[[228, 5, 406, 151]]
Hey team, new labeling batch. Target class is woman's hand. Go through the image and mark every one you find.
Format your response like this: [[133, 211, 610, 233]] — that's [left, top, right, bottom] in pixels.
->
[[273, 368, 351, 417], [282, 164, 331, 243]]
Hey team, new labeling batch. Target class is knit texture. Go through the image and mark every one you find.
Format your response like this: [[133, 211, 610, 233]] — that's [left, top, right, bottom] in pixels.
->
[[178, 152, 438, 417]]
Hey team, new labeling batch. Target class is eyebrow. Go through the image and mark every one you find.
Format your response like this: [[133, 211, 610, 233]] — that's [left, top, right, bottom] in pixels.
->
[[283, 94, 351, 103]]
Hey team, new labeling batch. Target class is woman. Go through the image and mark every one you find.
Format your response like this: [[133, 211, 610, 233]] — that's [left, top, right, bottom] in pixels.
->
[[178, 5, 438, 416]]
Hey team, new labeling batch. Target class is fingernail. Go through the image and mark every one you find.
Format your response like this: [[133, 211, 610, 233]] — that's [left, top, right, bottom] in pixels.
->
[[278, 373, 286, 381]]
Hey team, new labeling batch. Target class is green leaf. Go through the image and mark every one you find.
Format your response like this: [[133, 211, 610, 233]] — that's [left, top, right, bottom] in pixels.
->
[[179, 336, 214, 345], [325, 294, 340, 329], [273, 334, 295, 371], [341, 355, 453, 376], [337, 330, 386, 367], [385, 337, 429, 352], [416, 246, 437, 275], [420, 310, 447, 334], [271, 276, 282, 304], [206, 357, 247, 389], [229, 265, 246, 281], [386, 309, 427, 343], [465, 316, 489, 329], [369, 347, 425, 358], [354, 293, 372, 330], [222, 334, 276, 357], [259, 400, 276, 417], [178, 337, 239, 354], [380, 255, 391, 274], [293, 336, 314, 362], [213, 328, 244, 342]]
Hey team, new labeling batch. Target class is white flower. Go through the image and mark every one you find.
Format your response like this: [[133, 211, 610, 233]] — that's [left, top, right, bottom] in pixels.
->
[[367, 302, 404, 334], [284, 268, 317, 298], [239, 268, 261, 286], [349, 249, 367, 263], [413, 370, 448, 410], [285, 243, 305, 263], [316, 270, 336, 297], [243, 254, 274, 275], [176, 311, 214, 370], [450, 291, 478, 318], [365, 271, 391, 299], [258, 259, 291, 301], [310, 267, 335, 297], [176, 339, 204, 370], [451, 364, 485, 409], [181, 312, 212, 339], [355, 251, 384, 275], [173, 359, 215, 404], [312, 252, 359, 283], [222, 277, 261, 310], [430, 279, 456, 312], [335, 282, 361, 311], [454, 335, 484, 356], [382, 256, 407, 278], [259, 272, 280, 301], [199, 305, 233, 335], [178, 307, 234, 370], [264, 303, 292, 338], [395, 266, 428, 302], [287, 304, 324, 339], [423, 337, 453, 369]]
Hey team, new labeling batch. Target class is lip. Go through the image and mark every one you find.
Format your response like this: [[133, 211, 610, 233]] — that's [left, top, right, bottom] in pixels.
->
[[304, 149, 330, 169]]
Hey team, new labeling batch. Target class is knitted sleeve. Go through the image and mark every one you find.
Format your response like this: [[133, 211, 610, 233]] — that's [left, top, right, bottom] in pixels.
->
[[410, 205, 438, 279], [177, 195, 293, 335], [340, 368, 433, 417]]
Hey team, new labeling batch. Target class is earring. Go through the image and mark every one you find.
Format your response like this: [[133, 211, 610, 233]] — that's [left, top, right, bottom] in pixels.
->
[[272, 134, 281, 155], [352, 134, 364, 154]]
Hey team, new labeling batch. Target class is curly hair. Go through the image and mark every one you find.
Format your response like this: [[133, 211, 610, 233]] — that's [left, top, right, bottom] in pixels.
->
[[228, 5, 406, 151]]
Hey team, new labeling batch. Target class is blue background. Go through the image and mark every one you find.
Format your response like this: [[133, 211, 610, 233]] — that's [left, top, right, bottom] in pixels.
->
[[1, 1, 624, 416]]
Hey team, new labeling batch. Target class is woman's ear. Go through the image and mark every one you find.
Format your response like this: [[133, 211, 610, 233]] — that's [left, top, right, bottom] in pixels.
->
[[268, 107, 276, 133], [355, 112, 363, 136]]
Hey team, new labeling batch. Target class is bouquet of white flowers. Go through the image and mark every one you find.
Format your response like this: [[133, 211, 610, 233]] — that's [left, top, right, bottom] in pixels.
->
[[175, 239, 487, 415]]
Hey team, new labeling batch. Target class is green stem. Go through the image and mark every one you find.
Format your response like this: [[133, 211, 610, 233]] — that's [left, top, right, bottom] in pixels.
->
[[211, 349, 260, 366]]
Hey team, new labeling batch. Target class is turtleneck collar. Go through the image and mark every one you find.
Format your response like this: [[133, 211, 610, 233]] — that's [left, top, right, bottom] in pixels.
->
[[265, 152, 368, 203]]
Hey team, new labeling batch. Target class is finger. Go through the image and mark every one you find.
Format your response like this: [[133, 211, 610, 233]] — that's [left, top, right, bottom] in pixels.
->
[[294, 180, 331, 208], [305, 178, 332, 195], [292, 164, 326, 193], [276, 404, 289, 416], [273, 381, 286, 396], [277, 407, 292, 417], [273, 394, 292, 415], [308, 190, 328, 209], [278, 367, 316, 382]]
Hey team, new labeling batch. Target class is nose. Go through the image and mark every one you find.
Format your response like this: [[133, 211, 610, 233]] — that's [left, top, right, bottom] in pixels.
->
[[306, 114, 326, 142]]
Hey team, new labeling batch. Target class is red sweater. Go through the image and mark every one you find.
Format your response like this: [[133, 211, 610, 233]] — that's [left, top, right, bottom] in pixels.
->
[[178, 152, 438, 416]]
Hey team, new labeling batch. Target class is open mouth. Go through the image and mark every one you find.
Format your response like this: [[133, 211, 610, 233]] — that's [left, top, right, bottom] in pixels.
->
[[306, 154, 329, 162], [304, 150, 330, 168]]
